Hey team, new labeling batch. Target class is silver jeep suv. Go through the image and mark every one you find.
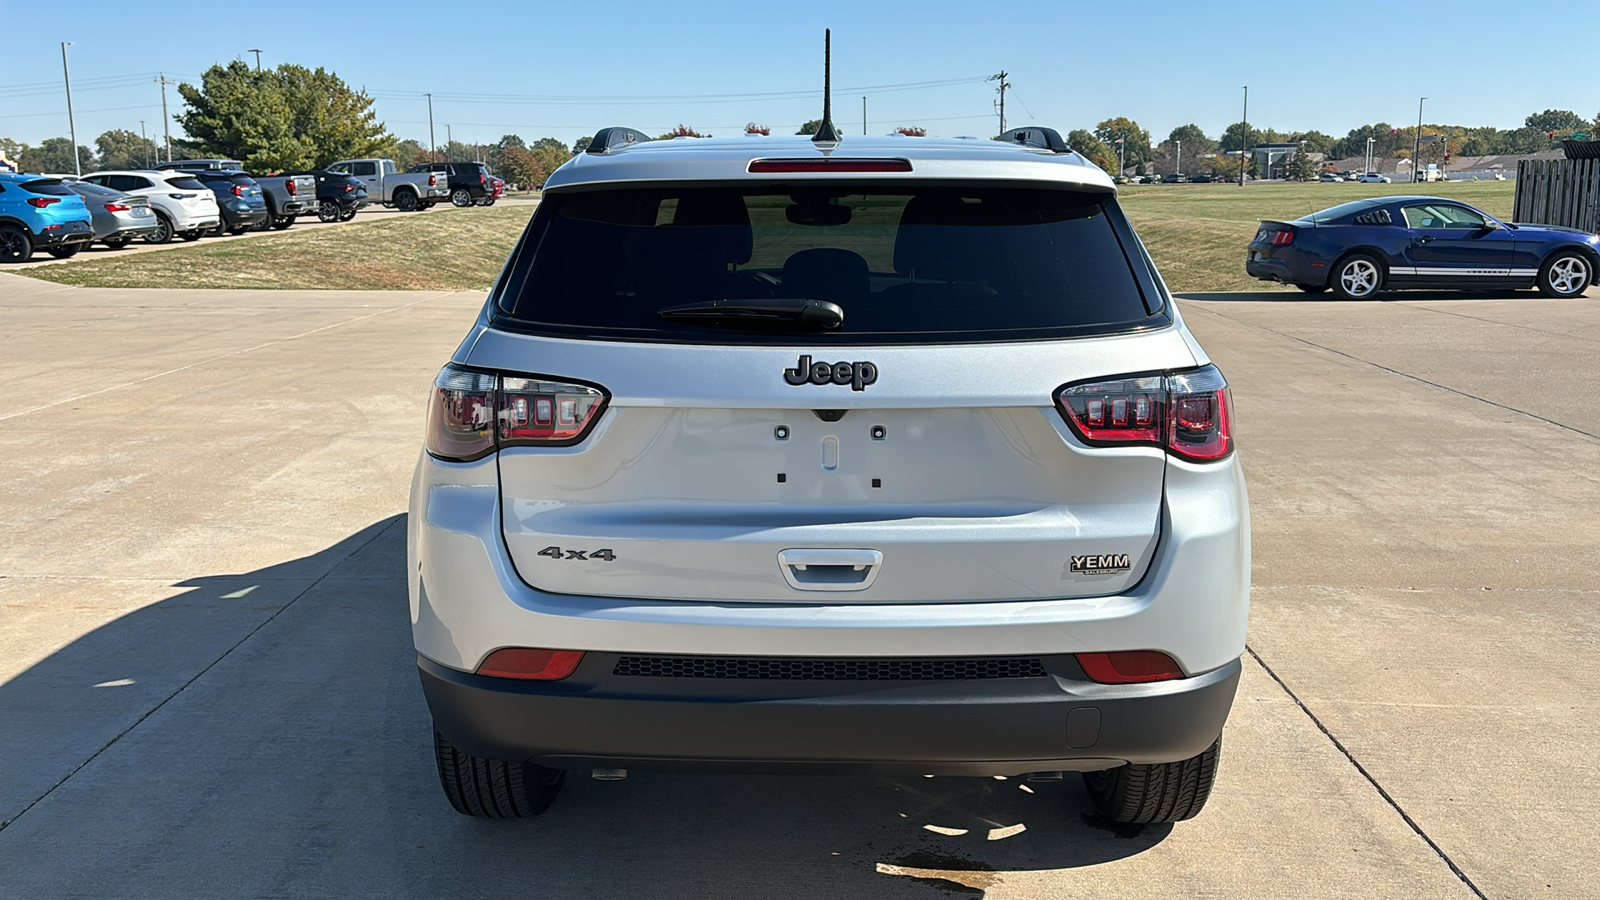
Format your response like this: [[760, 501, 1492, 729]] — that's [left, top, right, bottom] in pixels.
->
[[410, 125, 1249, 824]]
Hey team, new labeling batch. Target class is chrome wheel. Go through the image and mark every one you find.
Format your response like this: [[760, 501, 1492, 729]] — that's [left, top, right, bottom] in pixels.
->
[[1339, 258, 1379, 298], [451, 188, 473, 207]]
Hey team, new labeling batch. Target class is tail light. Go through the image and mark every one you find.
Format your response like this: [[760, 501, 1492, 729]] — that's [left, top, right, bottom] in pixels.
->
[[230, 184, 244, 197], [1076, 651, 1185, 684], [1056, 365, 1234, 462], [428, 174, 438, 186], [1253, 228, 1296, 245], [286, 179, 297, 195], [104, 202, 131, 212], [425, 364, 608, 462], [477, 648, 585, 680], [342, 184, 353, 192], [26, 197, 60, 208]]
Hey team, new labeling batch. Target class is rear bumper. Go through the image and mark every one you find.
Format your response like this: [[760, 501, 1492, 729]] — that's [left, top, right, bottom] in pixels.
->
[[420, 653, 1240, 774], [34, 221, 95, 246]]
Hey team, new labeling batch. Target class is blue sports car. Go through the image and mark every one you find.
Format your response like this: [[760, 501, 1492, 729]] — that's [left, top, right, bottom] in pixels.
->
[[1245, 196, 1599, 299]]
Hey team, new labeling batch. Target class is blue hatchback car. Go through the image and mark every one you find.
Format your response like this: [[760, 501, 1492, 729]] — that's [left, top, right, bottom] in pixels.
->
[[1246, 196, 1600, 299], [0, 173, 95, 262]]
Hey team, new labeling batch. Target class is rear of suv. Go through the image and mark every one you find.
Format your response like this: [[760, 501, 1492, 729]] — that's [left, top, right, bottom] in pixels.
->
[[0, 174, 95, 261], [407, 161, 494, 207], [411, 126, 1249, 824]]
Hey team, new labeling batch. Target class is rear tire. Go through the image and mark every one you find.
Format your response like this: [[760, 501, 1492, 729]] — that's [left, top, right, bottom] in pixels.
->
[[1330, 253, 1384, 300], [144, 212, 174, 244], [451, 188, 474, 207], [1537, 250, 1592, 298], [104, 237, 131, 250], [0, 225, 35, 262], [272, 216, 295, 230], [338, 209, 357, 222], [47, 244, 83, 259], [1083, 738, 1222, 824], [394, 189, 419, 212], [433, 727, 564, 818], [318, 201, 340, 223], [1295, 283, 1328, 294], [180, 230, 203, 242]]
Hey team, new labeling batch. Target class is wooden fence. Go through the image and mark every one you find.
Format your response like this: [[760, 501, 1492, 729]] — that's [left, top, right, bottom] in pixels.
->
[[1514, 158, 1600, 232]]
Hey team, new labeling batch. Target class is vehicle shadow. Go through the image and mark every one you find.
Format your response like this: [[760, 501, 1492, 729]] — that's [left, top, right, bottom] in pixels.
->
[[1176, 288, 1585, 303], [0, 517, 1169, 899]]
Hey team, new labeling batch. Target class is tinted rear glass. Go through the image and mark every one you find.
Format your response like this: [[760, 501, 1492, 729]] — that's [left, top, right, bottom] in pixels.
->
[[494, 186, 1162, 344], [229, 175, 259, 186], [165, 176, 207, 191], [20, 179, 75, 196]]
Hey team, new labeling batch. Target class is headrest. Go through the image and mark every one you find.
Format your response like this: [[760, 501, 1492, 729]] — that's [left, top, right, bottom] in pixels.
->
[[782, 248, 869, 304]]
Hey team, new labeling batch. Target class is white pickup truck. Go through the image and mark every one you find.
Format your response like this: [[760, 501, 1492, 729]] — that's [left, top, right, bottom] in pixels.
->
[[325, 158, 449, 212]]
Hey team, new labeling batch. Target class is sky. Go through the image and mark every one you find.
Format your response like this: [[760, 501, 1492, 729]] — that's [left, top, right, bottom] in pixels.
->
[[4, 0, 1598, 153]]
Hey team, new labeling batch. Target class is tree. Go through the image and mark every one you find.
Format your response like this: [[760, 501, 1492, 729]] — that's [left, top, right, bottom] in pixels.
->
[[659, 125, 705, 139], [529, 138, 573, 179], [1219, 122, 1261, 153], [498, 145, 545, 187], [94, 129, 159, 170], [31, 137, 93, 174], [177, 60, 391, 171], [1525, 109, 1587, 135], [796, 119, 823, 136], [745, 122, 771, 136], [894, 126, 926, 136], [391, 139, 434, 170], [1285, 151, 1317, 182], [1286, 130, 1334, 155], [1066, 129, 1117, 175], [1094, 117, 1152, 166], [1166, 124, 1217, 154], [1330, 123, 1408, 160], [572, 136, 593, 154]]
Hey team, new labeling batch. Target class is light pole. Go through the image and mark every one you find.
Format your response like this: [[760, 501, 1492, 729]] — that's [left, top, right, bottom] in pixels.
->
[[140, 120, 150, 168], [446, 124, 452, 159], [1176, 139, 1182, 176], [1365, 137, 1374, 175], [1413, 97, 1426, 183], [1239, 85, 1249, 187], [248, 48, 263, 71], [426, 93, 436, 158], [1116, 135, 1125, 176], [862, 96, 867, 136], [61, 42, 80, 176]]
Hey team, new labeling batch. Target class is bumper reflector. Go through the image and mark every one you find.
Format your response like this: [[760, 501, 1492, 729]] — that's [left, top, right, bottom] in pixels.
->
[[1076, 651, 1185, 684], [477, 648, 585, 680]]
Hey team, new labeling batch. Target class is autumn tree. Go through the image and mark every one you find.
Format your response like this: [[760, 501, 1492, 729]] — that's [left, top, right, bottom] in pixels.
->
[[1094, 117, 1152, 166], [1066, 129, 1117, 175], [659, 125, 704, 139], [796, 119, 823, 136], [894, 126, 927, 136], [745, 122, 771, 135], [498, 145, 545, 187]]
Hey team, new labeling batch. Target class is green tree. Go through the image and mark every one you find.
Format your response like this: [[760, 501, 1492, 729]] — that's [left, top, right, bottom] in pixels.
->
[[30, 137, 93, 173], [177, 61, 391, 171], [1525, 109, 1587, 135], [796, 119, 823, 136], [529, 136, 573, 179], [1094, 117, 1152, 166], [1166, 124, 1217, 154], [1066, 129, 1117, 175], [1219, 122, 1260, 153], [572, 136, 593, 154], [1286, 130, 1334, 155], [498, 145, 545, 187], [94, 129, 159, 170], [1285, 151, 1317, 182], [391, 138, 434, 170]]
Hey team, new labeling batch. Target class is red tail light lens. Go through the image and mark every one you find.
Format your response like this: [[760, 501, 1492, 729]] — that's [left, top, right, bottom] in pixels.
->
[[26, 197, 60, 208], [286, 179, 297, 195], [230, 184, 243, 196], [104, 202, 131, 212], [477, 648, 585, 680], [428, 174, 438, 186], [1076, 651, 1185, 684], [748, 158, 913, 173], [1057, 365, 1234, 462], [425, 364, 609, 462], [1271, 229, 1295, 245]]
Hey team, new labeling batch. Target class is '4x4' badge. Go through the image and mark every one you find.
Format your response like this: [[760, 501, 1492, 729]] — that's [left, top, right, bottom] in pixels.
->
[[784, 355, 878, 391]]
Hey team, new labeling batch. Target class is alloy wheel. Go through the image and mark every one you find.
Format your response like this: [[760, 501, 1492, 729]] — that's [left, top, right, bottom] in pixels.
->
[[1340, 259, 1379, 297], [1548, 256, 1590, 295]]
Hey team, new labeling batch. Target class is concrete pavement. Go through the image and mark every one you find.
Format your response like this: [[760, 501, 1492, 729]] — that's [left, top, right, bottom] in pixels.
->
[[0, 272, 1594, 897]]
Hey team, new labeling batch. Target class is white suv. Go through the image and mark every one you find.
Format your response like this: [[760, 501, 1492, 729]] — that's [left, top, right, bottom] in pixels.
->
[[80, 170, 221, 243], [410, 125, 1250, 824]]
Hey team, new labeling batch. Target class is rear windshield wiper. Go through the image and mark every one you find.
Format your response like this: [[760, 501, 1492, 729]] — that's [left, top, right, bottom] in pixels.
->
[[657, 298, 844, 330]]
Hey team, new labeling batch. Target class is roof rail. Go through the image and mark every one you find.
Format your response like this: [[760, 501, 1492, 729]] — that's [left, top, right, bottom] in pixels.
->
[[587, 127, 651, 155], [995, 127, 1071, 153]]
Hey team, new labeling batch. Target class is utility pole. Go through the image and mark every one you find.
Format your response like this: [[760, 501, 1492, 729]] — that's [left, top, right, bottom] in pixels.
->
[[1239, 85, 1249, 187], [426, 93, 436, 158], [156, 74, 177, 165], [1365, 136, 1374, 175], [61, 43, 81, 176], [446, 124, 452, 158], [1413, 97, 1426, 183], [248, 48, 263, 71], [988, 71, 1010, 134], [140, 120, 148, 168], [862, 96, 867, 136], [1116, 135, 1125, 175], [1176, 139, 1183, 176]]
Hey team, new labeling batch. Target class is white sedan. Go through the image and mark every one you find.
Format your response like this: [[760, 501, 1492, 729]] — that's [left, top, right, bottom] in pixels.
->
[[1357, 173, 1392, 183]]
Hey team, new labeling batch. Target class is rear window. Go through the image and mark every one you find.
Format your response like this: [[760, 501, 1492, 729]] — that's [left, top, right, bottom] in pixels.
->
[[494, 185, 1165, 344], [229, 175, 259, 186], [20, 179, 75, 196], [164, 176, 207, 191]]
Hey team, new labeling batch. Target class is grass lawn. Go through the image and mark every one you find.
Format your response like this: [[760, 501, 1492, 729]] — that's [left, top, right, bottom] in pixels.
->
[[16, 180, 1517, 294]]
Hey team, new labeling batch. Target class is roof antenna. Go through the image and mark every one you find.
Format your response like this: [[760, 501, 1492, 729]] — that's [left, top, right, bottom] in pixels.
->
[[812, 29, 842, 143]]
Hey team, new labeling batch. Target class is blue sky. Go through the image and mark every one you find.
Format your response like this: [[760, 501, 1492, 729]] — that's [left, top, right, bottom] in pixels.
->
[[4, 0, 1597, 151]]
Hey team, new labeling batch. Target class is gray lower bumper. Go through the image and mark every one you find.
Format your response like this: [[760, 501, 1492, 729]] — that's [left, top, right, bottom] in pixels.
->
[[419, 654, 1241, 776]]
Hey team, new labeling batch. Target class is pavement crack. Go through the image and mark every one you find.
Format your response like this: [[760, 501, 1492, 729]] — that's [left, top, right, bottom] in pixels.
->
[[1245, 645, 1488, 900], [1187, 303, 1600, 442], [0, 518, 402, 834]]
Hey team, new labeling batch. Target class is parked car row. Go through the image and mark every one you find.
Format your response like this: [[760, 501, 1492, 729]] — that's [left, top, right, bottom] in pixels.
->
[[0, 153, 504, 262]]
